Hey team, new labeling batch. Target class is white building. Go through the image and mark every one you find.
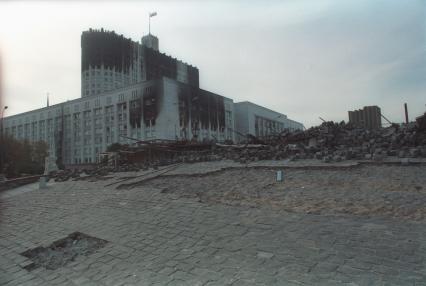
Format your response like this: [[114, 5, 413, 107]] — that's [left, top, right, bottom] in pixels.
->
[[234, 101, 304, 142], [3, 28, 303, 165], [3, 78, 234, 165]]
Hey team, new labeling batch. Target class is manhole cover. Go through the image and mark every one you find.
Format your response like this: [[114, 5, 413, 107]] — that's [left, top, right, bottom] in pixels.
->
[[21, 232, 108, 271]]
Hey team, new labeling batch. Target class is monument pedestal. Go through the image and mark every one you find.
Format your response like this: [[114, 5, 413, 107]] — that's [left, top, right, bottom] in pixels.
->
[[39, 153, 58, 190], [44, 155, 58, 175], [39, 176, 47, 189]]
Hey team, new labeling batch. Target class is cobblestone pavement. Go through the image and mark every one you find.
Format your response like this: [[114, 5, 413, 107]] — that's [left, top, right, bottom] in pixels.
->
[[1, 166, 426, 285]]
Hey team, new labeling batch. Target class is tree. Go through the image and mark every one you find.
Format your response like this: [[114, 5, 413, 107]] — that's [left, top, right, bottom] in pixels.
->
[[32, 141, 48, 167], [1, 135, 48, 178]]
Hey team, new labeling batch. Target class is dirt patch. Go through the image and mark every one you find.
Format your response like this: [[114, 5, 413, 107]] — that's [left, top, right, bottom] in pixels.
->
[[142, 165, 426, 220], [21, 232, 108, 270]]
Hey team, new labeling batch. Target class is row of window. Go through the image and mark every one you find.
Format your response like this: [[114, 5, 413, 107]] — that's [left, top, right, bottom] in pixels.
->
[[83, 66, 140, 78], [254, 115, 286, 137]]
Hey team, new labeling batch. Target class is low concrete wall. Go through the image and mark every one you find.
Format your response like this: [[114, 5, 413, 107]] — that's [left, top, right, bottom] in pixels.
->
[[0, 175, 41, 192]]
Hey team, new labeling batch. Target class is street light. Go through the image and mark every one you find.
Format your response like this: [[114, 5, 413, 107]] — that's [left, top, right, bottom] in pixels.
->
[[1, 105, 7, 118], [0, 105, 9, 176]]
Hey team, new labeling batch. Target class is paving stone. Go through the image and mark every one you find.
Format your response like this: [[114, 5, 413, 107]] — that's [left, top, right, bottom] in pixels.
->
[[257, 251, 274, 259], [1, 170, 426, 285]]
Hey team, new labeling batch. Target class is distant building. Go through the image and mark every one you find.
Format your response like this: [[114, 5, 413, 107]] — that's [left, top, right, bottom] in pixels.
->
[[234, 101, 304, 142], [348, 106, 382, 130]]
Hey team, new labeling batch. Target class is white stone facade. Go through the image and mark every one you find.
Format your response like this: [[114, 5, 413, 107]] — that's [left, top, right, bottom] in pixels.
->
[[4, 78, 235, 165], [234, 101, 304, 142]]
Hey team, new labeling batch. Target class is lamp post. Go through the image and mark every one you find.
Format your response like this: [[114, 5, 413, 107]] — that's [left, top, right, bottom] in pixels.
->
[[0, 105, 8, 176]]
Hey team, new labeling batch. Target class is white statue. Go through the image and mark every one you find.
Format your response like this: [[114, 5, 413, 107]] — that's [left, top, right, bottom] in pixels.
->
[[44, 141, 58, 175]]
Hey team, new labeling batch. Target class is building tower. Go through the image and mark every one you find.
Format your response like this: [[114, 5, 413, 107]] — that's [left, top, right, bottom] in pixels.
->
[[81, 28, 142, 98], [142, 34, 159, 51]]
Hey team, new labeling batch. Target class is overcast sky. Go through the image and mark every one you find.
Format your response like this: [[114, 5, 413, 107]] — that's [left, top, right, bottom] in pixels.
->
[[0, 0, 425, 127]]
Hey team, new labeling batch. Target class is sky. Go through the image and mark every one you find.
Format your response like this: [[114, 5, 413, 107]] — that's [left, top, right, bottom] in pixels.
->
[[0, 0, 425, 128]]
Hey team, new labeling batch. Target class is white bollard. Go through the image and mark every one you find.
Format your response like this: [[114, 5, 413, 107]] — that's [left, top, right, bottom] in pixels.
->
[[276, 170, 284, 182]]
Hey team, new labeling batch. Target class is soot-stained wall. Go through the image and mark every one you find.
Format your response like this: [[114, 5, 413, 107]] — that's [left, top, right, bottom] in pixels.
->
[[129, 98, 142, 129], [202, 89, 225, 132], [187, 66, 199, 88], [177, 86, 226, 136], [81, 29, 135, 73], [142, 83, 161, 127], [143, 47, 176, 81], [143, 47, 199, 87]]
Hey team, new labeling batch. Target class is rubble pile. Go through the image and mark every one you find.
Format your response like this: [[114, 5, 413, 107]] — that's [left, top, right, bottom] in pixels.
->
[[53, 165, 139, 182], [53, 151, 222, 182], [50, 122, 426, 181], [217, 122, 426, 163], [53, 169, 87, 182]]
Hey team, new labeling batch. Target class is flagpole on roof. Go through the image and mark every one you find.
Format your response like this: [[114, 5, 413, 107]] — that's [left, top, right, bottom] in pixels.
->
[[149, 11, 157, 35]]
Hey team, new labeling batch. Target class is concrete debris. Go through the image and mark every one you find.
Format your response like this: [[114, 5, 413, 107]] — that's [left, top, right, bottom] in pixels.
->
[[216, 122, 426, 163], [49, 121, 426, 182]]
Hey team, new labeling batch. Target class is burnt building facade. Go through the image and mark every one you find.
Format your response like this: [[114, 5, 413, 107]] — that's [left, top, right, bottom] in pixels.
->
[[81, 29, 141, 97], [4, 30, 234, 165], [3, 28, 304, 164], [3, 78, 234, 165], [81, 29, 198, 97]]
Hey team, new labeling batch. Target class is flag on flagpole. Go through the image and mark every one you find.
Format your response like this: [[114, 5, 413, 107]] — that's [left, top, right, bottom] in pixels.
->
[[149, 12, 157, 17]]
